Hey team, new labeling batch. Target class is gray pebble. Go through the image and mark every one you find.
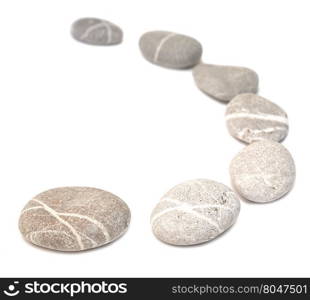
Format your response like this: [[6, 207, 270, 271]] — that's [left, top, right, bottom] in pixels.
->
[[19, 187, 130, 251], [151, 179, 240, 246], [193, 63, 259, 102], [226, 93, 289, 143], [230, 140, 295, 203], [139, 31, 202, 69], [71, 18, 123, 45]]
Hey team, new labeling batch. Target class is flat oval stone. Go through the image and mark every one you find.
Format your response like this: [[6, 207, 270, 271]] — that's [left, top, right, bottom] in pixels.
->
[[71, 18, 123, 45], [139, 31, 202, 69], [226, 93, 289, 143], [230, 140, 295, 203], [19, 187, 130, 251], [151, 179, 240, 246], [193, 63, 259, 102]]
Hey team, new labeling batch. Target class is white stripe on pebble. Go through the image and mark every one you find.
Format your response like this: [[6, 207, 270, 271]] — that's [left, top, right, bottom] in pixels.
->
[[80, 21, 112, 43], [225, 112, 289, 125], [77, 231, 98, 247], [28, 229, 98, 248], [151, 206, 222, 232], [26, 202, 111, 243], [57, 212, 111, 242], [28, 230, 72, 242], [21, 206, 44, 214], [151, 202, 222, 233], [237, 126, 288, 142], [238, 126, 288, 135], [161, 197, 235, 214], [32, 199, 84, 250], [153, 33, 177, 63]]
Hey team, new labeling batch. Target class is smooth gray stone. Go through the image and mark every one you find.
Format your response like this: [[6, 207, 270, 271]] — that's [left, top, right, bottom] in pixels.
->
[[71, 18, 123, 45], [230, 140, 296, 203], [139, 31, 202, 69], [193, 63, 259, 102], [151, 179, 241, 246], [19, 187, 130, 251], [226, 93, 289, 143]]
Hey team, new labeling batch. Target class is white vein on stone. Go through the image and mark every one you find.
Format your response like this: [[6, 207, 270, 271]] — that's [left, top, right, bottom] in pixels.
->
[[27, 227, 98, 249], [195, 179, 219, 203], [238, 126, 287, 135], [225, 112, 289, 125], [77, 231, 98, 247], [151, 199, 222, 233], [151, 206, 221, 232], [27, 230, 73, 242], [153, 33, 177, 63], [57, 212, 111, 242], [161, 197, 235, 214], [31, 199, 84, 250], [237, 173, 278, 189], [195, 179, 238, 212], [21, 206, 44, 214], [236, 126, 288, 142], [26, 200, 111, 245], [80, 21, 112, 43], [188, 209, 222, 232]]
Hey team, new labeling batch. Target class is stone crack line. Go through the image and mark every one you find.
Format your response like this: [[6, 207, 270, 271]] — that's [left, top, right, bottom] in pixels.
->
[[225, 112, 289, 125], [153, 33, 177, 63]]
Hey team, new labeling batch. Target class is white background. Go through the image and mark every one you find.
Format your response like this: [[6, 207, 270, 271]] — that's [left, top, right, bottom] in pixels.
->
[[0, 0, 308, 277]]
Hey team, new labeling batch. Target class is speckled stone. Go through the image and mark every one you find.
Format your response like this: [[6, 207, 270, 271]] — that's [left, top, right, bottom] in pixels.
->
[[151, 179, 241, 246], [19, 187, 130, 251], [230, 140, 295, 203], [226, 94, 289, 143], [193, 63, 259, 102], [139, 31, 202, 69], [71, 18, 123, 45]]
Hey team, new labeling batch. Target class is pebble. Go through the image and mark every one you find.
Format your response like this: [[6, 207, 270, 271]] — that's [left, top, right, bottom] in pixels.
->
[[71, 18, 123, 45], [19, 187, 130, 251], [139, 31, 202, 69], [226, 93, 289, 143], [192, 63, 259, 102], [151, 179, 241, 246], [230, 140, 295, 203]]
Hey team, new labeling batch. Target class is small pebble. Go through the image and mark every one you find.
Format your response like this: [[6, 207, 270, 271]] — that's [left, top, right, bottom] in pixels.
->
[[192, 63, 259, 102], [139, 31, 202, 69], [71, 18, 123, 45], [226, 93, 289, 143], [19, 187, 130, 251], [151, 179, 240, 246], [230, 140, 295, 203]]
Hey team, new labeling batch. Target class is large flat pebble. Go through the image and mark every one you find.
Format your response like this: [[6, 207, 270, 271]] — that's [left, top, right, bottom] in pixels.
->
[[19, 187, 130, 251]]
